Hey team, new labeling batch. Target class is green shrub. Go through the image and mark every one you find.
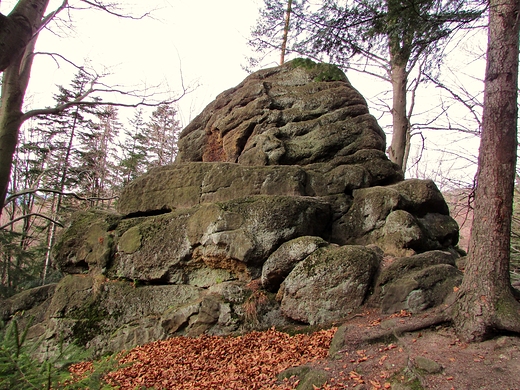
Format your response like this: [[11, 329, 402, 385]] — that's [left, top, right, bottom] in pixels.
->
[[0, 319, 117, 390]]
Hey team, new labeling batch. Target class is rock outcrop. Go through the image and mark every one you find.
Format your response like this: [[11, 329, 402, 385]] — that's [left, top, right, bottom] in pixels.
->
[[1, 59, 462, 357]]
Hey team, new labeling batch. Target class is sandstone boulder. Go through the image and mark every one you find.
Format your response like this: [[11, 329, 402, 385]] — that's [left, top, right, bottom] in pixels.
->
[[3, 59, 464, 358], [279, 245, 382, 324], [176, 59, 387, 166], [261, 236, 329, 291], [374, 250, 463, 313]]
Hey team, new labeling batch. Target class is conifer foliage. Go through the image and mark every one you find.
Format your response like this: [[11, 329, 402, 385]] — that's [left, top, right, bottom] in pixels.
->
[[249, 0, 484, 170], [0, 71, 183, 298]]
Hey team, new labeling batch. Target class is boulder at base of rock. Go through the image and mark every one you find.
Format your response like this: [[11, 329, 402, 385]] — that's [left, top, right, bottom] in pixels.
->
[[374, 250, 463, 314], [280, 245, 382, 324], [261, 236, 329, 291]]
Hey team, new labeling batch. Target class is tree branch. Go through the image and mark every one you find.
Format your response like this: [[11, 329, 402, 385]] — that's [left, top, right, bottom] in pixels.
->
[[0, 213, 64, 230], [4, 188, 119, 205]]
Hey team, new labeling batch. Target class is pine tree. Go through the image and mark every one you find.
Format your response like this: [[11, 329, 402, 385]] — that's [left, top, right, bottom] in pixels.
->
[[249, 0, 483, 170], [119, 108, 149, 185], [73, 105, 121, 208], [146, 104, 182, 168]]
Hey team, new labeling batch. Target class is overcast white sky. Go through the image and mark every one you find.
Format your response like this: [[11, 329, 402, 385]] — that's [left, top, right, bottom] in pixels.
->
[[1, 0, 270, 124]]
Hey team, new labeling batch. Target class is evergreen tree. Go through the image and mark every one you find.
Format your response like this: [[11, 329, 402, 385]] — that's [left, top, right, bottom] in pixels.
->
[[73, 105, 121, 208], [119, 108, 149, 185], [249, 0, 484, 170], [146, 103, 182, 168]]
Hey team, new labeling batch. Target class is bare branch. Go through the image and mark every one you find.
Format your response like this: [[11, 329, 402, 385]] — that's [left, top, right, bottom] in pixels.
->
[[33, 0, 69, 38], [77, 0, 150, 19], [5, 188, 119, 205], [33, 51, 96, 76], [21, 76, 190, 122], [423, 73, 482, 129], [0, 213, 64, 231]]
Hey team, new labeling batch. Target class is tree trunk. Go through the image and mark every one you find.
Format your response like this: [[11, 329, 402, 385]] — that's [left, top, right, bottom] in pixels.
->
[[280, 0, 293, 65], [454, 0, 520, 341], [0, 0, 49, 217], [0, 0, 49, 72], [387, 58, 409, 172], [0, 55, 27, 217]]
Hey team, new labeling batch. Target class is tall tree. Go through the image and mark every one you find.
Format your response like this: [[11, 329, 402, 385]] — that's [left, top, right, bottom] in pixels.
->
[[0, 0, 51, 218], [146, 104, 182, 168], [454, 0, 520, 341], [249, 0, 483, 170], [73, 105, 121, 206], [119, 108, 149, 185], [0, 1, 176, 218]]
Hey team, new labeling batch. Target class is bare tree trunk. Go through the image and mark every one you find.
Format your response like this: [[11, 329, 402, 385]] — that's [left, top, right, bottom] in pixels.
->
[[0, 0, 49, 218], [42, 105, 79, 283], [0, 55, 27, 218], [387, 59, 409, 171], [454, 0, 520, 341], [0, 0, 47, 71], [280, 0, 293, 65]]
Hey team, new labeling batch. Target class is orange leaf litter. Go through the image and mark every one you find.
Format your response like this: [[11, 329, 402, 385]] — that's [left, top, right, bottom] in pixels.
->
[[70, 328, 337, 390]]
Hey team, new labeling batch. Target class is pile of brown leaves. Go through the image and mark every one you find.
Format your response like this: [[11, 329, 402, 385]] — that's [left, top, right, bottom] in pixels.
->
[[70, 328, 336, 389]]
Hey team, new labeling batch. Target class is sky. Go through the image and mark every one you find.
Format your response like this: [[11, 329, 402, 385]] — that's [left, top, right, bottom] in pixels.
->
[[1, 0, 485, 188], [1, 0, 268, 124]]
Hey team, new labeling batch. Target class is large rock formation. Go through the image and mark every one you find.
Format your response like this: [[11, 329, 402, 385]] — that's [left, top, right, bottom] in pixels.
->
[[1, 59, 462, 357]]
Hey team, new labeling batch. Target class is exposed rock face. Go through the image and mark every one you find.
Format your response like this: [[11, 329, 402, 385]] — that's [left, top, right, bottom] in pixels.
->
[[175, 58, 386, 166], [374, 250, 462, 313], [279, 245, 382, 324], [1, 59, 462, 357]]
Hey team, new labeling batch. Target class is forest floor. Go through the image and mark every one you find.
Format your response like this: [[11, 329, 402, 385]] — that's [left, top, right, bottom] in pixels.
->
[[70, 309, 520, 390]]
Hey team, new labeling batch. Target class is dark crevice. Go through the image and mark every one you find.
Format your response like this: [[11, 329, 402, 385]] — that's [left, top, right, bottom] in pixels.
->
[[123, 208, 172, 220]]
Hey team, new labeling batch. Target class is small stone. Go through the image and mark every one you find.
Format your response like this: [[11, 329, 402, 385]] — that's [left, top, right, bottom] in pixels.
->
[[414, 356, 443, 374]]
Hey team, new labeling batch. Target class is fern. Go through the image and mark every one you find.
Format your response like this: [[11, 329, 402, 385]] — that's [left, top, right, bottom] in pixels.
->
[[0, 319, 117, 390]]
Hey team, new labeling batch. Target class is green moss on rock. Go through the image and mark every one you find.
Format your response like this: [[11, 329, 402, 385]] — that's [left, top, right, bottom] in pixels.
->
[[70, 301, 108, 346], [290, 58, 347, 82], [118, 226, 142, 254]]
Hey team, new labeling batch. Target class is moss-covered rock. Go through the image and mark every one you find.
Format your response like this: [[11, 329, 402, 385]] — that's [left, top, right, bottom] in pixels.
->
[[11, 61, 464, 359], [374, 250, 463, 314], [280, 245, 381, 324], [261, 236, 329, 291], [333, 179, 459, 255], [176, 59, 386, 168], [53, 210, 120, 274]]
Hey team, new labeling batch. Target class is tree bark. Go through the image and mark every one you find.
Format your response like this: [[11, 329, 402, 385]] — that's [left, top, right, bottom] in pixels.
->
[[0, 0, 49, 72], [454, 0, 520, 341], [387, 58, 409, 172], [280, 0, 293, 65], [0, 0, 49, 217]]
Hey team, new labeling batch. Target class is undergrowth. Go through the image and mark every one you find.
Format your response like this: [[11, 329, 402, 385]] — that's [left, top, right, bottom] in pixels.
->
[[0, 318, 119, 389]]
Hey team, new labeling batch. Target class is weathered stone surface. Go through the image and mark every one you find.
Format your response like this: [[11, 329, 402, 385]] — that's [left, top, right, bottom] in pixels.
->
[[278, 365, 331, 390], [118, 151, 402, 216], [280, 245, 382, 324], [118, 163, 308, 215], [111, 196, 331, 283], [176, 59, 386, 167], [332, 179, 459, 255], [413, 356, 443, 374], [53, 210, 120, 274], [375, 250, 463, 313], [6, 60, 464, 359], [0, 284, 56, 323], [328, 324, 349, 359], [261, 236, 329, 291]]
